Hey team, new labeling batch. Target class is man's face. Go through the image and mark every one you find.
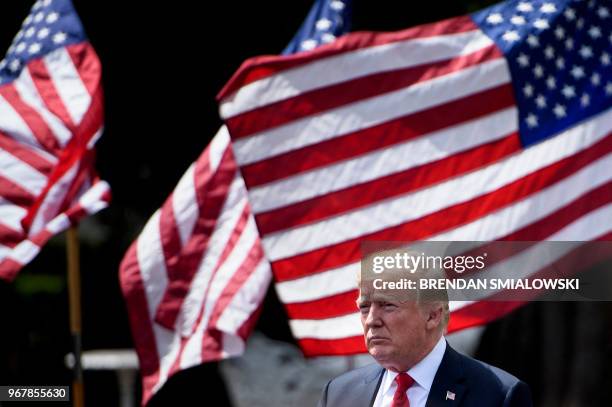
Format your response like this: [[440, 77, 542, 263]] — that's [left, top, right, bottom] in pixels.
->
[[357, 289, 431, 372]]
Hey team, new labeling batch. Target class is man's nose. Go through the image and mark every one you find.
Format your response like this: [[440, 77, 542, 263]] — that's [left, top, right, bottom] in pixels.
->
[[365, 305, 383, 327]]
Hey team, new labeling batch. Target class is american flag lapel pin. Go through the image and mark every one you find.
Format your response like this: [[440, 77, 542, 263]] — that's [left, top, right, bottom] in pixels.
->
[[446, 391, 456, 401]]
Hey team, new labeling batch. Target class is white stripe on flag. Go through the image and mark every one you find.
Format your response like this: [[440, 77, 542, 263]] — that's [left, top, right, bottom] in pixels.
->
[[77, 180, 111, 213], [216, 259, 272, 332], [220, 333, 246, 359], [7, 239, 39, 264], [287, 211, 611, 341], [28, 161, 79, 235], [221, 29, 493, 118], [262, 109, 612, 261], [0, 149, 48, 195], [43, 47, 92, 125], [177, 175, 249, 337], [45, 213, 71, 235], [196, 216, 260, 332], [289, 312, 362, 340], [435, 153, 612, 241], [449, 301, 475, 312], [0, 199, 27, 232], [151, 324, 180, 395], [233, 58, 509, 165], [14, 68, 72, 148], [276, 262, 358, 303], [136, 211, 169, 316], [275, 151, 612, 305], [0, 244, 12, 260], [0, 93, 46, 151], [249, 107, 517, 213], [209, 126, 231, 172], [171, 164, 198, 246], [549, 203, 612, 240]]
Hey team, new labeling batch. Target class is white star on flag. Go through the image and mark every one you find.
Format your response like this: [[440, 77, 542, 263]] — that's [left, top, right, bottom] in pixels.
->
[[553, 103, 567, 118], [511, 15, 526, 25], [527, 34, 540, 47], [502, 30, 520, 42], [487, 13, 504, 25], [526, 113, 538, 128], [534, 18, 550, 30], [517, 2, 534, 12], [540, 3, 557, 14], [46, 12, 59, 23]]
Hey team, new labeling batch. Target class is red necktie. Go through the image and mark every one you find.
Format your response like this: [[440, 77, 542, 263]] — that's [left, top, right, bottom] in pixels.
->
[[391, 372, 414, 407]]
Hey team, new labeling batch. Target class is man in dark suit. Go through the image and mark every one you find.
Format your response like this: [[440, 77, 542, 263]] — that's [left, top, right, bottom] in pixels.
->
[[318, 253, 532, 407]]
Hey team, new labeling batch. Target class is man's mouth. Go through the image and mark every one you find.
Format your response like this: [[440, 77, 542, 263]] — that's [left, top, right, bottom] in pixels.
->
[[368, 336, 390, 344]]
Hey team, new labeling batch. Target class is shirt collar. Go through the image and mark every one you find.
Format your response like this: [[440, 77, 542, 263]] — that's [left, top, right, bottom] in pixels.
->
[[407, 335, 446, 391], [382, 336, 446, 393]]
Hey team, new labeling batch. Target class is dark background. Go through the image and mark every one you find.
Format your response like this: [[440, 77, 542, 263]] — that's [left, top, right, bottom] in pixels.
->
[[0, 1, 610, 406]]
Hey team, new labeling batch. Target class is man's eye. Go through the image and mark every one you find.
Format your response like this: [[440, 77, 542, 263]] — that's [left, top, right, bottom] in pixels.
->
[[359, 305, 370, 313], [383, 303, 397, 309]]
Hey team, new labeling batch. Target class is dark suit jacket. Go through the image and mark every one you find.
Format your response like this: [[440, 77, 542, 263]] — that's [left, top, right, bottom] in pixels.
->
[[317, 344, 532, 407]]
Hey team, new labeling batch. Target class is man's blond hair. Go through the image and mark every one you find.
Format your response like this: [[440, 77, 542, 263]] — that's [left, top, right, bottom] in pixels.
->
[[359, 248, 450, 331]]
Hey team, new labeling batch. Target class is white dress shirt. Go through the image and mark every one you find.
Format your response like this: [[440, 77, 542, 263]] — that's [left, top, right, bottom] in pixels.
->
[[372, 336, 446, 407]]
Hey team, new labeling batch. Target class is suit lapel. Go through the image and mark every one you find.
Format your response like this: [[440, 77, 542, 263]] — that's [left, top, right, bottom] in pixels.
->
[[426, 344, 467, 407], [363, 365, 385, 407]]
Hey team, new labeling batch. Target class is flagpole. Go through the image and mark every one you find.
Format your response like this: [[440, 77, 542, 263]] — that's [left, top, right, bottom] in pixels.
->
[[66, 226, 84, 407]]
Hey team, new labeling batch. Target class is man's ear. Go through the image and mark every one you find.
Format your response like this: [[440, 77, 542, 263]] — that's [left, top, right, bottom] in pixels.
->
[[425, 303, 444, 330]]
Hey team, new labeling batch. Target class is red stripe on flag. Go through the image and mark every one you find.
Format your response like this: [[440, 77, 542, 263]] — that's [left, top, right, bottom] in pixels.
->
[[0, 131, 55, 174], [55, 152, 96, 217], [0, 176, 36, 208], [242, 84, 515, 188], [164, 202, 253, 379], [281, 184, 612, 321], [208, 203, 252, 292], [200, 240, 265, 359], [166, 336, 190, 385], [0, 222, 24, 248], [29, 228, 54, 247], [272, 134, 612, 281], [482, 236, 612, 301], [218, 16, 478, 99], [20, 90, 104, 233], [66, 43, 102, 98], [452, 230, 612, 306], [283, 289, 359, 320], [154, 146, 237, 330], [236, 297, 265, 342], [64, 181, 112, 224], [299, 232, 612, 358], [0, 85, 61, 155], [227, 45, 501, 139], [502, 181, 612, 240], [179, 201, 253, 339], [27, 59, 76, 131], [447, 302, 525, 333], [257, 132, 521, 236], [118, 243, 161, 406], [298, 335, 366, 357], [166, 239, 266, 378], [0, 258, 25, 282], [159, 193, 183, 280], [185, 198, 252, 333]]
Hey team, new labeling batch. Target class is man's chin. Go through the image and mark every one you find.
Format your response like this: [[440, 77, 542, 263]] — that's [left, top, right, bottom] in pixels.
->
[[368, 345, 392, 361], [369, 349, 406, 372]]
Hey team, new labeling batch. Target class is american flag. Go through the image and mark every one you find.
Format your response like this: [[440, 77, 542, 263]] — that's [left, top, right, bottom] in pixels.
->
[[0, 0, 110, 282], [118, 0, 352, 404], [218, 0, 612, 357]]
